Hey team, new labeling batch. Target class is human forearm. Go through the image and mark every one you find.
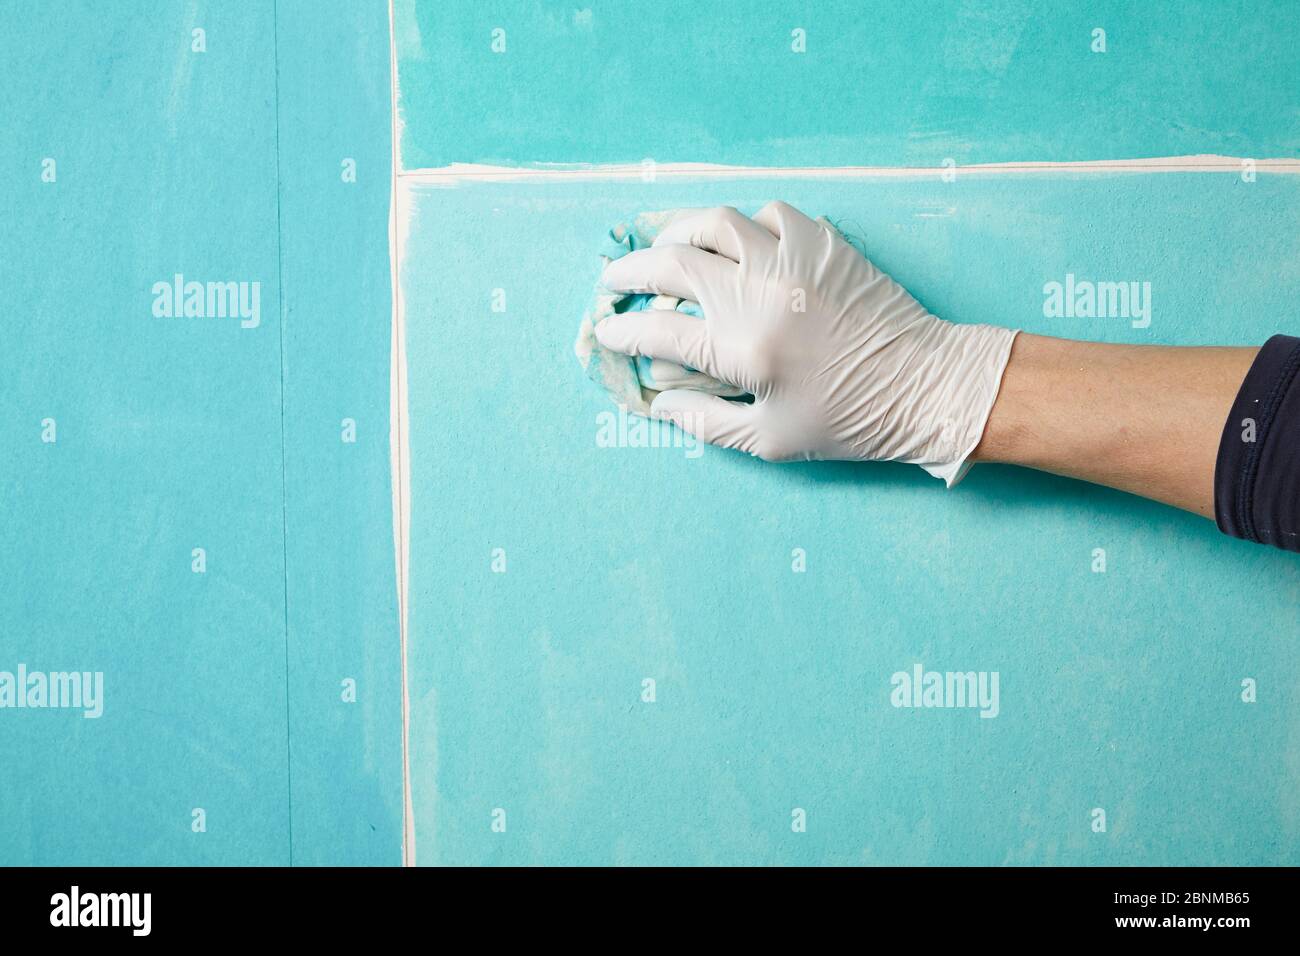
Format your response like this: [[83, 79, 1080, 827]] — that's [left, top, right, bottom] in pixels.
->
[[971, 333, 1258, 517]]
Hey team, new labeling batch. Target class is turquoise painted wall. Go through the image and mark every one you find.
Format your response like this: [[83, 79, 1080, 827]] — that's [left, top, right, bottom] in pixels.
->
[[395, 0, 1300, 168], [395, 1, 1300, 864], [0, 2, 401, 865], [3, 0, 1297, 868], [401, 175, 1300, 865]]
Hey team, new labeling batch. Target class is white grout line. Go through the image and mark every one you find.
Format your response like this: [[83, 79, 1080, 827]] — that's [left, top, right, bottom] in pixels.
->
[[398, 155, 1300, 185], [387, 0, 415, 869]]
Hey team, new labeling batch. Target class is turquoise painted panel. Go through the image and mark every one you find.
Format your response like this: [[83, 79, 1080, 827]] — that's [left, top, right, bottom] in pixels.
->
[[401, 174, 1300, 865], [395, 0, 1300, 169], [276, 0, 403, 865], [0, 1, 289, 864], [0, 0, 401, 866]]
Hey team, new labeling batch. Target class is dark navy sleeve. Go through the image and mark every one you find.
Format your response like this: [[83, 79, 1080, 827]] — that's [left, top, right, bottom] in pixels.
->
[[1214, 334, 1300, 551]]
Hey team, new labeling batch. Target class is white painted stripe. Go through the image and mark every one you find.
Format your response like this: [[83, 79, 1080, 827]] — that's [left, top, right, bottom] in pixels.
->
[[387, 0, 415, 869], [398, 155, 1300, 185]]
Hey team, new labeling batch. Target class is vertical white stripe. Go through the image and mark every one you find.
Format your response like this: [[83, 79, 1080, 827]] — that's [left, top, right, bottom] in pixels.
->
[[387, 0, 415, 868]]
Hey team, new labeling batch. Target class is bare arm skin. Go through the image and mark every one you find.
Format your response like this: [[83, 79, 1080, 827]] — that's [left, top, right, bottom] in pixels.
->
[[971, 334, 1259, 518]]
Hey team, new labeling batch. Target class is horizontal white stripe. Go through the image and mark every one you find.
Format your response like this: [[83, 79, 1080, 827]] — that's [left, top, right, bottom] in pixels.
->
[[398, 155, 1300, 185]]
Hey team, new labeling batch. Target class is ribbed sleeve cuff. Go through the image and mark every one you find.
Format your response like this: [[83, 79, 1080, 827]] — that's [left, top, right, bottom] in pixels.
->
[[1214, 334, 1300, 551]]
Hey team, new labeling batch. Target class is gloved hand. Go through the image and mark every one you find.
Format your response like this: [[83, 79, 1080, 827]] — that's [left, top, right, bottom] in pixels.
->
[[594, 202, 1018, 486]]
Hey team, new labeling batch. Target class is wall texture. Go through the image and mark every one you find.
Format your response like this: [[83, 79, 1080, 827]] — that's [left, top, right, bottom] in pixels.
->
[[0, 1, 401, 865], [395, 1, 1300, 864], [2, 0, 1296, 868], [395, 0, 1300, 168]]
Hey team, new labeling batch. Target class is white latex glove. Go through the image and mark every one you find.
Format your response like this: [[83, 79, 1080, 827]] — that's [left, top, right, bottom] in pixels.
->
[[594, 202, 1018, 486]]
